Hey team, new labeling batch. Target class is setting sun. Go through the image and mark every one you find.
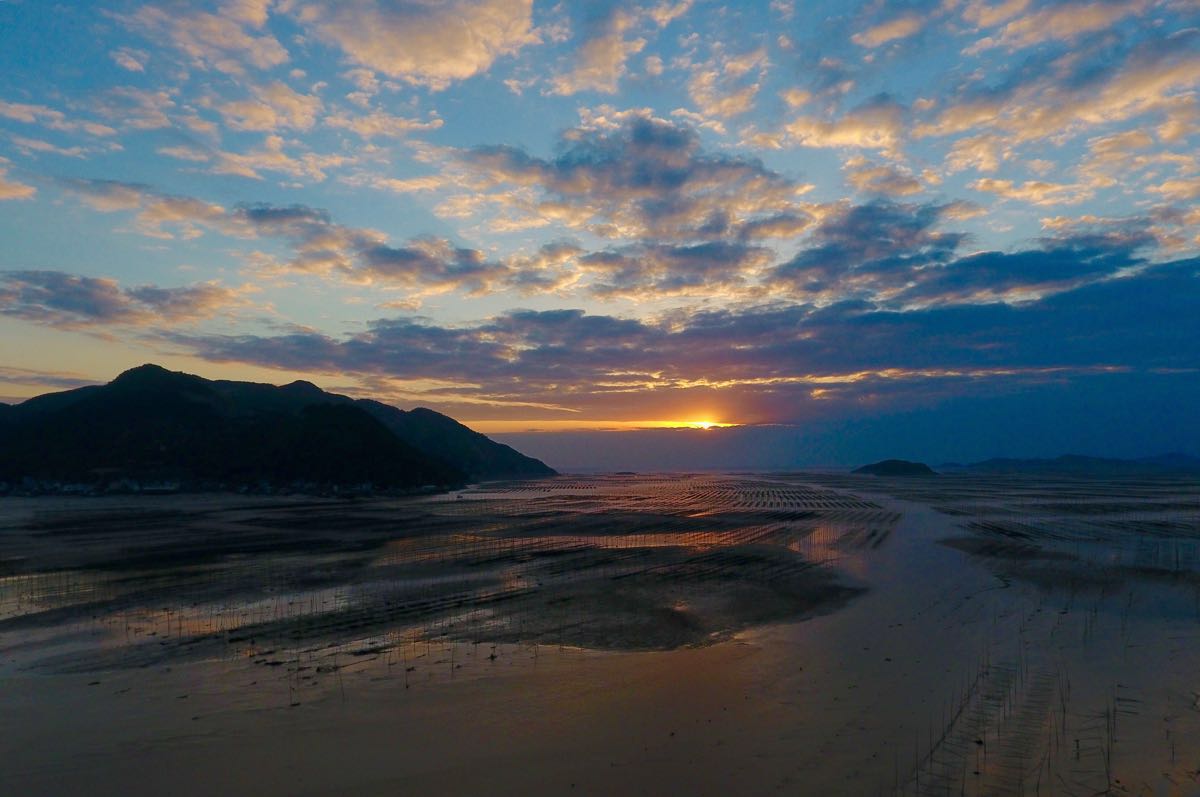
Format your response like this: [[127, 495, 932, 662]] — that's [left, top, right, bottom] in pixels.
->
[[465, 419, 738, 433]]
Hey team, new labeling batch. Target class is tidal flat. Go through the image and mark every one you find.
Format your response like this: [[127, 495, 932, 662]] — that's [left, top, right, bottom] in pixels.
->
[[1, 474, 1198, 796]]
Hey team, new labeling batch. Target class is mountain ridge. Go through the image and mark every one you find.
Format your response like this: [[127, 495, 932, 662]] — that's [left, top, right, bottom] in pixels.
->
[[852, 459, 937, 476], [0, 364, 554, 493], [941, 453, 1200, 476]]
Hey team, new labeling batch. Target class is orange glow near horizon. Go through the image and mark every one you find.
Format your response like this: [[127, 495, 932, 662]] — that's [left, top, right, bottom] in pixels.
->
[[463, 419, 739, 434]]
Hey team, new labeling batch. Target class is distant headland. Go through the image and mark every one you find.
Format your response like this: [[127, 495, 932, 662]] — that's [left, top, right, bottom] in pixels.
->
[[852, 459, 937, 476]]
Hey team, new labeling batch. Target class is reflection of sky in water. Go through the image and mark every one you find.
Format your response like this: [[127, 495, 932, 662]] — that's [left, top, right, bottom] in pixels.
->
[[2, 476, 1199, 793]]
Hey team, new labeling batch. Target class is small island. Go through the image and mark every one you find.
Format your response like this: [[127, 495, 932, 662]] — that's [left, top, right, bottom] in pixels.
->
[[852, 459, 937, 476]]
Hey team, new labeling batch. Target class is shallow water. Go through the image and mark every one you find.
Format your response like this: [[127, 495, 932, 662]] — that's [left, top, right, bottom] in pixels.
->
[[1, 474, 1198, 795]]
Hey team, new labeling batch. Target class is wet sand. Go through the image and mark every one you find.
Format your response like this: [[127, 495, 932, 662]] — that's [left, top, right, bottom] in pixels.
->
[[2, 474, 1199, 795]]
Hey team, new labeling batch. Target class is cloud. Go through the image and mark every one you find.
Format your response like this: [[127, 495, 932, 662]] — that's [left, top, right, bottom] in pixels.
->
[[916, 28, 1200, 145], [581, 241, 775, 299], [779, 88, 812, 109], [326, 109, 444, 139], [944, 134, 1010, 173], [0, 100, 116, 137], [158, 135, 351, 182], [61, 178, 226, 239], [295, 0, 537, 90], [123, 1, 288, 74], [93, 87, 176, 130], [966, 0, 1150, 53], [970, 177, 1090, 206], [0, 366, 100, 393], [224, 0, 272, 27], [686, 46, 769, 120], [109, 47, 148, 72], [0, 271, 239, 329], [961, 0, 1031, 29], [1149, 175, 1200, 201], [503, 241, 585, 293], [843, 158, 923, 196], [0, 159, 36, 201], [57, 179, 510, 297], [549, 7, 644, 95], [646, 0, 693, 27], [852, 13, 925, 48], [770, 201, 964, 300], [163, 254, 1200, 417], [9, 136, 87, 158], [357, 237, 509, 294], [772, 98, 907, 157], [888, 229, 1153, 306], [217, 81, 322, 132], [768, 199, 1163, 306], [453, 113, 815, 242]]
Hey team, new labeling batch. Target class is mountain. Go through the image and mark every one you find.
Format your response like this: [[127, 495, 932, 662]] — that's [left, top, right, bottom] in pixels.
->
[[852, 459, 936, 476], [199, 374, 553, 480], [0, 364, 554, 491], [949, 453, 1200, 476], [356, 402, 552, 481]]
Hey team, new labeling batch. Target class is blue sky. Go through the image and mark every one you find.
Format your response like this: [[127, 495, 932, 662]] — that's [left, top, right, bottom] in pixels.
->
[[1, 0, 1197, 464]]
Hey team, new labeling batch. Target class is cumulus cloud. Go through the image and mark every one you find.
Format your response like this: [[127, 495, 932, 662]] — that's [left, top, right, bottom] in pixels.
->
[[581, 241, 775, 300], [646, 0, 693, 27], [0, 270, 239, 329], [944, 134, 1010, 173], [770, 201, 964, 300], [1149, 175, 1200, 201], [916, 28, 1200, 145], [769, 98, 907, 157], [123, 1, 288, 74], [452, 113, 815, 242], [217, 81, 322, 132], [549, 7, 645, 95], [843, 158, 923, 196], [295, 0, 537, 90], [221, 202, 513, 295], [686, 46, 769, 120]]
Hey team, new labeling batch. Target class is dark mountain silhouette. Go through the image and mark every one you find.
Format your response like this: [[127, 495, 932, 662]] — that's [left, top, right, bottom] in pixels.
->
[[948, 453, 1200, 476], [0, 364, 554, 491], [355, 402, 550, 481], [852, 459, 936, 476]]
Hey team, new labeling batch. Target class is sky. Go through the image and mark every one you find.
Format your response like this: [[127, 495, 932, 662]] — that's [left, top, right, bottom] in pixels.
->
[[0, 0, 1198, 468]]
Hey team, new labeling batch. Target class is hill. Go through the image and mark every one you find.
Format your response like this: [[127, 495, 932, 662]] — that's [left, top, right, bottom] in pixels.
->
[[949, 453, 1200, 477], [0, 364, 554, 492], [852, 459, 936, 476]]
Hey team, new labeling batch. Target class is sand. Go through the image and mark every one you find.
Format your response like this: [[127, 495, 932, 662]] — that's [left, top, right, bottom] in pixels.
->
[[2, 474, 1199, 795]]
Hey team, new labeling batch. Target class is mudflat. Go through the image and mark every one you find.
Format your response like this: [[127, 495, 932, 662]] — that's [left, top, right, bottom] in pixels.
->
[[2, 474, 1199, 795]]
